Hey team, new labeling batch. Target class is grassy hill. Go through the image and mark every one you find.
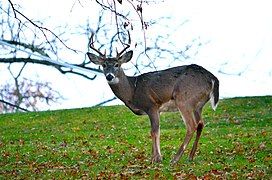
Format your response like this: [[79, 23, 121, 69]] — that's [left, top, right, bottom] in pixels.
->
[[0, 96, 271, 179]]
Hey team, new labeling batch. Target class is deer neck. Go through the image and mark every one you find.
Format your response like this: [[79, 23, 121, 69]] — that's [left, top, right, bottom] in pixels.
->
[[108, 69, 135, 104]]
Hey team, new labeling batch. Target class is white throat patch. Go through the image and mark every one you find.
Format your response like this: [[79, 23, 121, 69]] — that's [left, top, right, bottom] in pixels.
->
[[107, 77, 119, 84]]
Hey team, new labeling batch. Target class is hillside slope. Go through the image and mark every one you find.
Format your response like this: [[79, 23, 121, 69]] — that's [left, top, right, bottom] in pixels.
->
[[0, 96, 271, 179]]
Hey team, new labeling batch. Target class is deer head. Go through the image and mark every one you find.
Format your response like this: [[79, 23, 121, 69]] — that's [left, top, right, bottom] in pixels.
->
[[87, 33, 133, 84], [87, 50, 133, 84]]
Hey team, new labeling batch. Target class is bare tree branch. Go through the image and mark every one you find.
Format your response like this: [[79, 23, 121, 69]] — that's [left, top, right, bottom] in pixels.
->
[[0, 57, 101, 80], [0, 99, 29, 112], [95, 0, 129, 21], [3, 39, 49, 57], [7, 0, 78, 53]]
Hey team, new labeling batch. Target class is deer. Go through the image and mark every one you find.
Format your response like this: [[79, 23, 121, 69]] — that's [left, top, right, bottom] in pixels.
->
[[86, 35, 219, 164]]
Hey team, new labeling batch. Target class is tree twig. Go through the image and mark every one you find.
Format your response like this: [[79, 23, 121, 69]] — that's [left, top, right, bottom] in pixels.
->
[[94, 97, 117, 107]]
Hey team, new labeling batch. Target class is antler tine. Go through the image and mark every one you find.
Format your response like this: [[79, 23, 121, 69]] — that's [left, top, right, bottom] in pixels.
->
[[117, 31, 131, 58], [89, 33, 106, 57]]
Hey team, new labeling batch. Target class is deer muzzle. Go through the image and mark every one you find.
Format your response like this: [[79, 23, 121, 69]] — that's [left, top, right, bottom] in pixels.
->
[[105, 73, 119, 84]]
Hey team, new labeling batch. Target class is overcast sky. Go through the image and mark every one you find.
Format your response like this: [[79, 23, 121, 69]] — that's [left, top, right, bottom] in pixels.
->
[[2, 0, 272, 110]]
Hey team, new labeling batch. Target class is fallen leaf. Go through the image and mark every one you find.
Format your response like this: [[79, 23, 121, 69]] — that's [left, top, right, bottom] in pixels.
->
[[259, 142, 266, 150]]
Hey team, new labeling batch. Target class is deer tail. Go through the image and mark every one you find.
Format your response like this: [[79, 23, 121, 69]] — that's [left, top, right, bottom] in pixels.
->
[[210, 78, 219, 111]]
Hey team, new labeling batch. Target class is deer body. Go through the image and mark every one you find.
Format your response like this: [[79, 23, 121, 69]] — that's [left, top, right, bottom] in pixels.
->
[[109, 66, 185, 115], [87, 50, 219, 164]]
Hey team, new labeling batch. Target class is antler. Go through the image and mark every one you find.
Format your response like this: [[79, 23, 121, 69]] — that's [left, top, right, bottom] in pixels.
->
[[89, 33, 106, 58], [116, 31, 131, 58]]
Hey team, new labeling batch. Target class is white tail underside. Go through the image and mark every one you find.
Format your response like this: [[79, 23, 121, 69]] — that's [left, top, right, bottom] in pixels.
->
[[210, 80, 218, 111]]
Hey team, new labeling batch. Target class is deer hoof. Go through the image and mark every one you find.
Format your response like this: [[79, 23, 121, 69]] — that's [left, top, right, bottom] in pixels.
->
[[170, 159, 177, 165], [151, 154, 162, 163], [170, 156, 180, 165], [188, 156, 194, 161]]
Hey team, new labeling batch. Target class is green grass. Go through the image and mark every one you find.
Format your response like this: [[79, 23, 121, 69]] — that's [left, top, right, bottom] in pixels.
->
[[0, 96, 271, 179]]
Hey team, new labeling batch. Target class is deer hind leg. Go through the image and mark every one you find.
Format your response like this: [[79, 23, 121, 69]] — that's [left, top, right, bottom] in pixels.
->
[[171, 105, 197, 164], [147, 108, 162, 163], [189, 105, 204, 161]]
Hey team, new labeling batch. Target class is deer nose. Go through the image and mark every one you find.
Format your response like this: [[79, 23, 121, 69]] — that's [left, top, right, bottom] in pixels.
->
[[106, 74, 115, 81]]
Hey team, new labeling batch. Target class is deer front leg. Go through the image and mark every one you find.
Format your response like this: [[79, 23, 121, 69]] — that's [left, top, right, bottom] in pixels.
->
[[147, 109, 162, 163]]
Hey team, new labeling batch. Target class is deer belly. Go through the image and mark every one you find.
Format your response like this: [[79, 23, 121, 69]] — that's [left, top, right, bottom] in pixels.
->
[[159, 100, 178, 112]]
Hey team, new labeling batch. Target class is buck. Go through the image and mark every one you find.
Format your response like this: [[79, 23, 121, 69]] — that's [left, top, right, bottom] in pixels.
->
[[87, 39, 219, 164]]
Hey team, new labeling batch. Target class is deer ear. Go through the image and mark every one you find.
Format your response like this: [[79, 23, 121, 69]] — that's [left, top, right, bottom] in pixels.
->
[[119, 50, 133, 64], [87, 52, 104, 65]]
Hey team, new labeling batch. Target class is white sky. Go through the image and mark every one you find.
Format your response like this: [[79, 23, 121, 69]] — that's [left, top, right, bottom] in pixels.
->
[[2, 0, 272, 110]]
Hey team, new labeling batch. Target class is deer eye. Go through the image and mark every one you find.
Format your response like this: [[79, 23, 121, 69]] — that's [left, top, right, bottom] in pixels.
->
[[102, 64, 106, 68], [114, 63, 119, 68]]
